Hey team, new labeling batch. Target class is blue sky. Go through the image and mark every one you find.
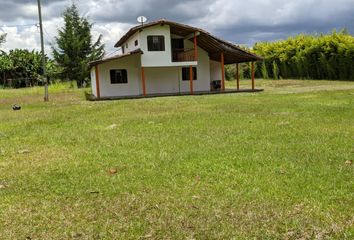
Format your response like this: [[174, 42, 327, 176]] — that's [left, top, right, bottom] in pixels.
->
[[0, 0, 353, 55]]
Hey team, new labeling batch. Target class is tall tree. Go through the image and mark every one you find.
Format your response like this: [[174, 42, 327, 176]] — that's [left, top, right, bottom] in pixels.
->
[[52, 4, 104, 88], [0, 34, 7, 86], [0, 33, 6, 47]]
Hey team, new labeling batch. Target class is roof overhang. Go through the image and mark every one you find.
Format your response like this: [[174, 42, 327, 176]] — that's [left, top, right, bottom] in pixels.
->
[[89, 49, 143, 67], [114, 19, 262, 64]]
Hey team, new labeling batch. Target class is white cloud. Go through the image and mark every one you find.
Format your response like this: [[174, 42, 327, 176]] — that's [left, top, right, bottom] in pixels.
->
[[92, 22, 134, 54], [1, 26, 39, 52], [0, 17, 129, 57]]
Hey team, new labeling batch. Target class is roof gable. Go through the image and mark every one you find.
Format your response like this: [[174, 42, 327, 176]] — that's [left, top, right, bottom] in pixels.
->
[[114, 19, 262, 64]]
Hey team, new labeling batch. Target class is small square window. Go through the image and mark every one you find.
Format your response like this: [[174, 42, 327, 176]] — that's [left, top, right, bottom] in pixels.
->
[[110, 69, 128, 84], [182, 67, 197, 81]]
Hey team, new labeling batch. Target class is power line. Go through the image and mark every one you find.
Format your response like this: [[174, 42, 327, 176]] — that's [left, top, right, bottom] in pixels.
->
[[0, 23, 38, 29], [105, 48, 121, 57], [43, 26, 55, 43], [43, 27, 52, 38]]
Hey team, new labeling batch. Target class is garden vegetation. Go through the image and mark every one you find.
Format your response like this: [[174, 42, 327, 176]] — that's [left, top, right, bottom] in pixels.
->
[[0, 4, 104, 89], [226, 30, 354, 81]]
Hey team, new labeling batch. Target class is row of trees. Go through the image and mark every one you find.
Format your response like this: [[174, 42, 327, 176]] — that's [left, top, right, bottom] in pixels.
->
[[0, 49, 59, 88], [0, 4, 104, 88], [226, 30, 354, 81], [254, 30, 354, 80]]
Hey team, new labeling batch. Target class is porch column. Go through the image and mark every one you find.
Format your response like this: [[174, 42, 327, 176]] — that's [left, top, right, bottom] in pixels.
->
[[94, 65, 100, 98], [189, 65, 193, 94], [194, 32, 198, 61], [236, 63, 240, 90], [251, 61, 255, 90], [221, 52, 225, 91], [141, 67, 146, 96]]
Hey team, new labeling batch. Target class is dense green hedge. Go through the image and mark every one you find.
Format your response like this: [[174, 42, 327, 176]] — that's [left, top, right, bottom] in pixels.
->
[[226, 30, 354, 81], [254, 30, 354, 80]]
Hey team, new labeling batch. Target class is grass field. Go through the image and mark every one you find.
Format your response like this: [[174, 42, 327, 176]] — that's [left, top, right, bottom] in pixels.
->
[[0, 80, 353, 239]]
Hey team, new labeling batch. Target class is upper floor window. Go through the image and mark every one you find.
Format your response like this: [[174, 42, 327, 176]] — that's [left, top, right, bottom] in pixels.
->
[[147, 35, 165, 51], [110, 69, 128, 84], [134, 40, 138, 46]]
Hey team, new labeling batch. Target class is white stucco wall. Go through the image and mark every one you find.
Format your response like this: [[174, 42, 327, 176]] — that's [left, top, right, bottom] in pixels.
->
[[139, 25, 197, 67], [210, 60, 222, 81], [94, 54, 141, 97], [144, 64, 210, 94], [91, 42, 212, 97], [145, 67, 180, 94], [90, 68, 97, 96], [123, 32, 140, 53], [139, 25, 173, 67]]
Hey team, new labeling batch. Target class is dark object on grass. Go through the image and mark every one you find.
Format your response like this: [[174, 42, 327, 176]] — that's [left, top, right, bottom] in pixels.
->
[[12, 104, 21, 111]]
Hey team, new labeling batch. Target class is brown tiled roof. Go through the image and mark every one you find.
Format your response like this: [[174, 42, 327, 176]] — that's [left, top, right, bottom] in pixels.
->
[[89, 49, 143, 67]]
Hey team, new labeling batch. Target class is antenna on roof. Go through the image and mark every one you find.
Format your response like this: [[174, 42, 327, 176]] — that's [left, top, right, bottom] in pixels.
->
[[137, 16, 147, 26]]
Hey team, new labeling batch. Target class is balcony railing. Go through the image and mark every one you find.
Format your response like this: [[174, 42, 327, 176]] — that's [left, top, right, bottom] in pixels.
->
[[172, 48, 196, 62]]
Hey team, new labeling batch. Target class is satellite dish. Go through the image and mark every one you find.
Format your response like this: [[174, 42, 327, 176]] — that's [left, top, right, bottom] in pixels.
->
[[137, 16, 147, 26]]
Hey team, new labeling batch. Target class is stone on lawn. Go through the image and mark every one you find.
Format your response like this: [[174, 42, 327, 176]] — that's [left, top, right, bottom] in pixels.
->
[[18, 149, 30, 154], [106, 124, 117, 130]]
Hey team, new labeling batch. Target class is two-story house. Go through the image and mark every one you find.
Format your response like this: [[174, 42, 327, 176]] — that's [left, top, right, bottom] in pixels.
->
[[89, 19, 262, 99]]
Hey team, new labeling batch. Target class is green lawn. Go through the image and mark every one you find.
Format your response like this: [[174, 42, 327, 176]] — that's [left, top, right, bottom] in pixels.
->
[[0, 80, 353, 239]]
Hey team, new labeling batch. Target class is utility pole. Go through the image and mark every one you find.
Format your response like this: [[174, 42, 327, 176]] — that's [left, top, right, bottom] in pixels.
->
[[37, 0, 48, 102]]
